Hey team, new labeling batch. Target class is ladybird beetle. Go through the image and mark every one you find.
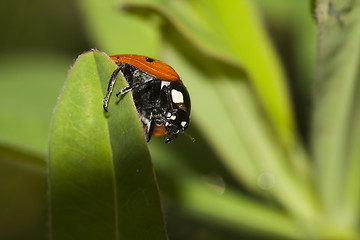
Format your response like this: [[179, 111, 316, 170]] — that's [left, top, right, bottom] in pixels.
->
[[103, 54, 191, 143]]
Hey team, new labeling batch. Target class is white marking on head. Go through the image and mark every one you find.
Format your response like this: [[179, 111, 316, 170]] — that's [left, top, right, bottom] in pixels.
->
[[171, 89, 184, 103], [161, 81, 170, 89], [181, 121, 187, 128]]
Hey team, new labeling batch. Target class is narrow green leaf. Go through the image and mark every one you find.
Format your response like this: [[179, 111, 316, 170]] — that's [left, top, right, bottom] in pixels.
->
[[149, 142, 303, 239], [77, 0, 160, 56], [343, 81, 360, 236], [313, 0, 360, 229], [0, 144, 47, 240], [48, 51, 167, 240], [179, 182, 302, 239], [0, 51, 70, 154], [342, 43, 360, 232]]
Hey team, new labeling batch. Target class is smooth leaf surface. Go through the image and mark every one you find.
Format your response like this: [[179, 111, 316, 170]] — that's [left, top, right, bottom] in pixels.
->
[[77, 0, 160, 56], [343, 80, 360, 238], [313, 0, 360, 225], [0, 144, 47, 240], [336, 0, 360, 233], [48, 51, 167, 240], [149, 140, 303, 239], [0, 51, 70, 154], [255, 0, 317, 138]]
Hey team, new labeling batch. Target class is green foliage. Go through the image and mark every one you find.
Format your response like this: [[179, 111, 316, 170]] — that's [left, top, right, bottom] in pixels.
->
[[0, 0, 360, 239], [312, 0, 360, 238], [48, 51, 167, 239], [0, 52, 69, 153], [0, 145, 47, 240]]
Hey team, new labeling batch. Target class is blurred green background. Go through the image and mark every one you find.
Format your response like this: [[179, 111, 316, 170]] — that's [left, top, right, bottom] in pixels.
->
[[1, 0, 359, 239]]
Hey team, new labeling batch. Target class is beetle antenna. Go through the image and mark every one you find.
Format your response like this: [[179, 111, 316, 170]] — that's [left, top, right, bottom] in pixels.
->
[[183, 131, 195, 143]]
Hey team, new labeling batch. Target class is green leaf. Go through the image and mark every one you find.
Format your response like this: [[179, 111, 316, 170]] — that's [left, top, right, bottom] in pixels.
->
[[48, 51, 167, 240], [312, 0, 360, 234], [343, 82, 360, 236], [179, 182, 301, 239], [338, 0, 360, 232], [0, 51, 70, 154], [149, 140, 303, 239], [0, 144, 47, 240], [77, 0, 160, 56]]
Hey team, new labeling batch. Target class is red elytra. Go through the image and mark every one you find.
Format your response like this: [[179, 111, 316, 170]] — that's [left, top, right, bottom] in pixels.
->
[[110, 54, 182, 83]]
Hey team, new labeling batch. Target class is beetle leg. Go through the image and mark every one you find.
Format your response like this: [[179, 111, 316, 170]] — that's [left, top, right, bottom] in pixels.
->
[[145, 119, 155, 142], [165, 134, 176, 144], [117, 77, 158, 97], [116, 80, 147, 96], [116, 86, 132, 97], [103, 67, 122, 112]]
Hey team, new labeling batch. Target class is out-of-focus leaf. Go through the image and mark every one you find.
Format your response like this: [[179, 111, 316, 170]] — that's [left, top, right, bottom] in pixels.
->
[[48, 51, 167, 240], [149, 140, 303, 239], [341, 0, 360, 230], [77, 0, 160, 56], [0, 0, 88, 52], [0, 51, 70, 154], [255, 0, 317, 139], [122, 0, 296, 149], [313, 0, 360, 237], [343, 80, 360, 237], [159, 29, 318, 225], [0, 144, 47, 240]]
